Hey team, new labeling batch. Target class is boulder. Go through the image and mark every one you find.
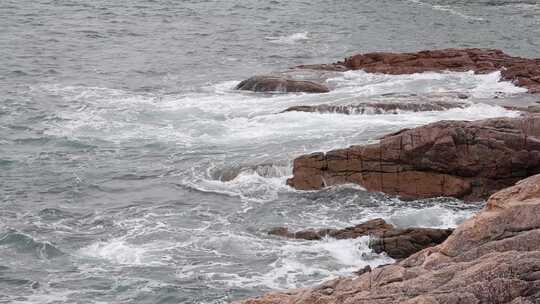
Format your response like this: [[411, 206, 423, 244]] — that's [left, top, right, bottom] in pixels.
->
[[236, 174, 540, 304], [297, 48, 540, 93], [287, 115, 540, 201], [235, 76, 330, 93], [269, 218, 454, 259]]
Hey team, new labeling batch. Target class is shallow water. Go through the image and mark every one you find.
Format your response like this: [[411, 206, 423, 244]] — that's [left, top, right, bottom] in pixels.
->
[[1, 0, 539, 303]]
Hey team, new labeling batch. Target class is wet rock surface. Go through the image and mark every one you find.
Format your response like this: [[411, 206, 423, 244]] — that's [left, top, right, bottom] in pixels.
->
[[238, 174, 540, 304], [298, 48, 540, 93], [283, 101, 468, 115], [269, 218, 453, 259], [235, 75, 330, 93], [287, 115, 540, 201], [369, 226, 454, 260]]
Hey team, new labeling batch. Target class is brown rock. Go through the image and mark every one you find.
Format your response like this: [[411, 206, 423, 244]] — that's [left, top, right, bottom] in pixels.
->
[[269, 218, 454, 259], [298, 48, 540, 94], [287, 115, 540, 201], [236, 174, 540, 304], [235, 76, 329, 93]]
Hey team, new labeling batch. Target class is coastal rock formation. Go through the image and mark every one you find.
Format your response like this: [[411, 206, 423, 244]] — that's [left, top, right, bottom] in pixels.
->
[[269, 218, 453, 259], [237, 174, 540, 304], [287, 115, 540, 201], [235, 76, 330, 93], [283, 101, 468, 115], [297, 48, 540, 93]]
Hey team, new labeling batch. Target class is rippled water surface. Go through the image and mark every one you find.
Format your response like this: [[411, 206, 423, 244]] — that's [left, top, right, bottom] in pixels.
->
[[1, 0, 539, 303]]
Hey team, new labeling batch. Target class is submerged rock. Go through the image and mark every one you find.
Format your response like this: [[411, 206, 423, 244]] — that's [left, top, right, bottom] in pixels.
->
[[297, 48, 540, 93], [287, 115, 540, 201], [283, 101, 468, 115], [269, 218, 453, 259], [235, 76, 330, 93], [237, 174, 540, 304]]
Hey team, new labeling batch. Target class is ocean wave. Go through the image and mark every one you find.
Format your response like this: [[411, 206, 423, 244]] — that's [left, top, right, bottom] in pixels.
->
[[0, 230, 64, 259]]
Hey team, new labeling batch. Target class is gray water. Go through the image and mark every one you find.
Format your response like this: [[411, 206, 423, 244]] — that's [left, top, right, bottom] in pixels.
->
[[1, 1, 539, 303]]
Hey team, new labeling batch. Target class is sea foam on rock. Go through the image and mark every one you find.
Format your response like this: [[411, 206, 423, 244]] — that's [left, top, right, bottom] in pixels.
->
[[237, 174, 540, 304], [287, 114, 540, 201], [297, 48, 540, 93]]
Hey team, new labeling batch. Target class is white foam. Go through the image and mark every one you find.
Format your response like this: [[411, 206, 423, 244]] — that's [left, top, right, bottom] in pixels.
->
[[387, 206, 475, 229], [178, 236, 393, 290], [10, 290, 73, 304], [183, 167, 291, 203], [266, 32, 309, 44], [327, 70, 527, 98], [431, 5, 485, 21], [78, 239, 146, 265], [406, 1, 484, 21], [471, 71, 528, 98]]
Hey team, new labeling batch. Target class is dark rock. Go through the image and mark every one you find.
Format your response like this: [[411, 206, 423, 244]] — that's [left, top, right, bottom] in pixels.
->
[[283, 101, 468, 115], [235, 76, 329, 93], [287, 115, 540, 201], [269, 218, 453, 259], [353, 265, 372, 276], [369, 227, 454, 259]]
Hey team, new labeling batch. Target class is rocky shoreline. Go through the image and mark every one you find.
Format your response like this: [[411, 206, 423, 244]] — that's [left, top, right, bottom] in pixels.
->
[[238, 174, 540, 304], [236, 49, 540, 304]]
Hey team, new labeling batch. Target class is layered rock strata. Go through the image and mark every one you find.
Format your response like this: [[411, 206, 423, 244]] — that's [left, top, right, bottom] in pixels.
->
[[287, 115, 540, 201]]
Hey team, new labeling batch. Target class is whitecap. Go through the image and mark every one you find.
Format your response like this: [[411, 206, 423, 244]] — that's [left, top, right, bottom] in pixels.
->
[[266, 32, 309, 44], [77, 239, 146, 265]]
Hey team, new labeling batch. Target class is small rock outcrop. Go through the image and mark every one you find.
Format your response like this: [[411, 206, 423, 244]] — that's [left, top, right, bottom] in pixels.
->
[[235, 76, 330, 93], [283, 101, 468, 115], [237, 174, 540, 304], [287, 115, 540, 201], [268, 218, 393, 241], [368, 226, 454, 260], [269, 218, 453, 259], [298, 48, 540, 93]]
